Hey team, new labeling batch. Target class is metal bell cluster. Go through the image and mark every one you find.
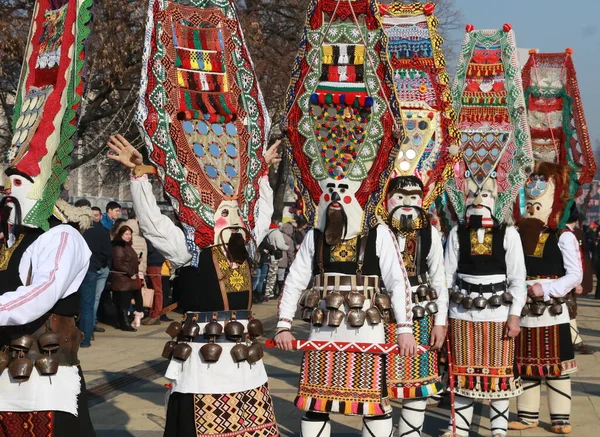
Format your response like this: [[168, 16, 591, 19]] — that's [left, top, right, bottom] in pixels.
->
[[521, 296, 565, 317], [162, 314, 264, 365], [0, 331, 63, 382], [450, 288, 514, 311], [411, 284, 439, 319]]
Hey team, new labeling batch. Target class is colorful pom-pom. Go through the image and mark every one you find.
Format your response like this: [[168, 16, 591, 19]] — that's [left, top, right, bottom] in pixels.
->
[[428, 112, 434, 119], [529, 49, 537, 54], [503, 23, 512, 32], [423, 3, 435, 15], [465, 24, 475, 32], [365, 97, 374, 108], [565, 47, 574, 54], [310, 93, 319, 105]]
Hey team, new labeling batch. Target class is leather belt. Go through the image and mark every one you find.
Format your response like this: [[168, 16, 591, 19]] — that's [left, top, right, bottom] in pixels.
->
[[314, 274, 380, 289], [409, 273, 429, 288], [186, 310, 251, 322], [458, 279, 507, 294]]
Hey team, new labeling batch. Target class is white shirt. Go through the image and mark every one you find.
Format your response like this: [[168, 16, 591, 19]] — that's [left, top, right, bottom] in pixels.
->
[[444, 225, 527, 321], [277, 225, 414, 334], [0, 225, 91, 326], [130, 175, 274, 268], [539, 231, 582, 301], [396, 226, 448, 326]]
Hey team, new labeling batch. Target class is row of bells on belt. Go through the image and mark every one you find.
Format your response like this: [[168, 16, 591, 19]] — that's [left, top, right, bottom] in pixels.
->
[[161, 317, 264, 364], [412, 285, 439, 319], [0, 332, 61, 381], [521, 297, 565, 317], [450, 289, 513, 310]]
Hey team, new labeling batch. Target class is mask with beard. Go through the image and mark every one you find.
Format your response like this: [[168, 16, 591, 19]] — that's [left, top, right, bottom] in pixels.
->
[[518, 217, 546, 256], [324, 203, 347, 246], [387, 205, 426, 234], [218, 226, 249, 264], [0, 195, 23, 238]]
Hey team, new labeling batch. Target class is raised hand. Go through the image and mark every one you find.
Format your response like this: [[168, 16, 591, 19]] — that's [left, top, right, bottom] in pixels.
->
[[107, 134, 143, 168], [265, 139, 282, 167]]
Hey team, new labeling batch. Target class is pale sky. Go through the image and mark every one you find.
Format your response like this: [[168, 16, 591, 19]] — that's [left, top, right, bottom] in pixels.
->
[[446, 0, 600, 148]]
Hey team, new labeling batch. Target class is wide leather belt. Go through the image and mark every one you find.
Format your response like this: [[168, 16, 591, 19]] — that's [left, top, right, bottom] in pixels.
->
[[458, 279, 507, 294], [314, 274, 380, 290], [186, 310, 251, 322], [409, 273, 429, 288]]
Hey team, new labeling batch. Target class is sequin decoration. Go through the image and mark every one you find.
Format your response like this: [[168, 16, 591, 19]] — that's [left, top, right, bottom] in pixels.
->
[[461, 131, 510, 189], [397, 110, 437, 175], [393, 69, 437, 107]]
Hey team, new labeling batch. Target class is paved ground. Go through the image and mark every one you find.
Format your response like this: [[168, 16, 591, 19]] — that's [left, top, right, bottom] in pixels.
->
[[81, 295, 600, 437]]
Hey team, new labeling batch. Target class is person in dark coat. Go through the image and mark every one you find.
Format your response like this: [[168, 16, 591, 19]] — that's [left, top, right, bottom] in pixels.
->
[[110, 225, 142, 331]]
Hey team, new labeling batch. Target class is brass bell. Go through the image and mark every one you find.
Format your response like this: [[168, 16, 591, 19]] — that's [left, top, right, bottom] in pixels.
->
[[301, 307, 313, 322], [549, 302, 563, 316], [373, 292, 392, 311], [173, 343, 193, 361], [247, 343, 264, 364], [0, 350, 9, 375], [182, 321, 200, 340], [162, 341, 177, 359], [366, 307, 382, 325], [303, 291, 321, 309], [530, 301, 546, 316], [204, 320, 223, 338], [8, 356, 33, 381], [10, 335, 34, 352], [501, 291, 513, 304], [327, 309, 345, 327], [488, 294, 503, 308], [473, 296, 488, 310], [416, 284, 429, 298], [521, 304, 530, 317], [311, 308, 325, 327], [166, 322, 183, 339], [451, 291, 464, 305], [347, 309, 366, 328], [247, 319, 264, 338], [230, 343, 250, 362], [35, 355, 59, 376], [38, 332, 61, 352], [345, 291, 366, 309], [462, 296, 474, 310], [224, 320, 245, 340], [426, 301, 438, 315], [200, 342, 223, 363], [412, 305, 426, 319], [429, 289, 439, 300], [325, 292, 344, 310]]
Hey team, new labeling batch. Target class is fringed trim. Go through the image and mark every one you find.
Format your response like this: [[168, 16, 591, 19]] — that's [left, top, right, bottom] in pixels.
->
[[561, 359, 577, 375], [518, 363, 562, 377], [388, 380, 443, 399], [454, 374, 522, 397], [294, 395, 390, 416]]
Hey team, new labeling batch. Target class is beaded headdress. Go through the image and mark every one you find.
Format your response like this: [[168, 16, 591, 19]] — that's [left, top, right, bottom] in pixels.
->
[[521, 49, 595, 228], [6, 0, 92, 229], [282, 0, 403, 235], [136, 0, 271, 261], [445, 24, 533, 223], [378, 2, 459, 212]]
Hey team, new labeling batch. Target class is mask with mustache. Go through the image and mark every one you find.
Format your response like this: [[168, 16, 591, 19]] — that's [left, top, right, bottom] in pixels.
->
[[324, 203, 347, 246], [218, 227, 249, 264], [388, 205, 425, 233]]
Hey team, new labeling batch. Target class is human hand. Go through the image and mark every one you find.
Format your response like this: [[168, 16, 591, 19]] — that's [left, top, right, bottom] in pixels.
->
[[397, 333, 418, 356], [504, 315, 520, 338], [107, 134, 143, 168], [527, 283, 544, 299], [273, 330, 295, 351], [264, 139, 282, 167], [575, 285, 583, 295], [430, 325, 447, 350]]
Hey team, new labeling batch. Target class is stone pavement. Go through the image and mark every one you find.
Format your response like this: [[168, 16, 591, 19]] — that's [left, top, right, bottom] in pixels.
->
[[81, 295, 600, 437]]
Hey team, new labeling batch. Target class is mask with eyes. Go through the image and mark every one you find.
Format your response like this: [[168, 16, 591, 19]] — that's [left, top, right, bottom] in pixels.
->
[[2, 170, 38, 228], [386, 176, 424, 232], [213, 200, 245, 246], [464, 178, 497, 226], [524, 174, 555, 225], [316, 178, 363, 245]]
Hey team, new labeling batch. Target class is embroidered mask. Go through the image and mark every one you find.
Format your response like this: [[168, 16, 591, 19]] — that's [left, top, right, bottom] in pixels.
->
[[214, 199, 246, 246], [317, 178, 362, 240], [387, 181, 423, 222], [465, 178, 497, 221], [525, 174, 555, 225]]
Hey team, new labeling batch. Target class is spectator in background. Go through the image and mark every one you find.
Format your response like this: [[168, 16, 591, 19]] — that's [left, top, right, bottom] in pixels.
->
[[91, 206, 102, 223], [111, 225, 143, 331], [277, 222, 296, 296], [75, 199, 111, 347], [293, 218, 309, 249], [253, 236, 273, 303], [142, 240, 166, 325], [264, 222, 288, 299], [124, 210, 148, 284], [110, 218, 127, 240], [101, 201, 121, 231]]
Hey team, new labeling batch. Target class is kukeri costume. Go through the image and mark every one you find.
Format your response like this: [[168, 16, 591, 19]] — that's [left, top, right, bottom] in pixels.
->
[[509, 48, 596, 435], [279, 1, 410, 436], [134, 0, 278, 435], [443, 24, 533, 437], [0, 0, 94, 435], [377, 3, 459, 436]]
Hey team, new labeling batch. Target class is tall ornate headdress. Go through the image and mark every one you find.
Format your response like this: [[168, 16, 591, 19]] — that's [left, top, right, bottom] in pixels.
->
[[521, 49, 595, 228], [6, 0, 92, 229], [136, 0, 271, 262], [378, 2, 459, 212], [282, 0, 403, 233], [445, 24, 533, 222]]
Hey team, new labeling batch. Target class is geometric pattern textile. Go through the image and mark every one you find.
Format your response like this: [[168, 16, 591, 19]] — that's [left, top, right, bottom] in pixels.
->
[[449, 319, 523, 399], [137, 0, 271, 260], [282, 0, 403, 233], [385, 317, 442, 399], [0, 411, 54, 437], [379, 2, 459, 211], [295, 349, 391, 416], [192, 383, 279, 436], [522, 49, 596, 228], [445, 25, 533, 222], [8, 0, 92, 229]]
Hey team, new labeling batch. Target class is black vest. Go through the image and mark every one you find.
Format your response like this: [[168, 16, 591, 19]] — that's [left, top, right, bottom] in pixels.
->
[[177, 246, 252, 312], [457, 224, 507, 276], [522, 229, 565, 278], [312, 227, 381, 276]]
